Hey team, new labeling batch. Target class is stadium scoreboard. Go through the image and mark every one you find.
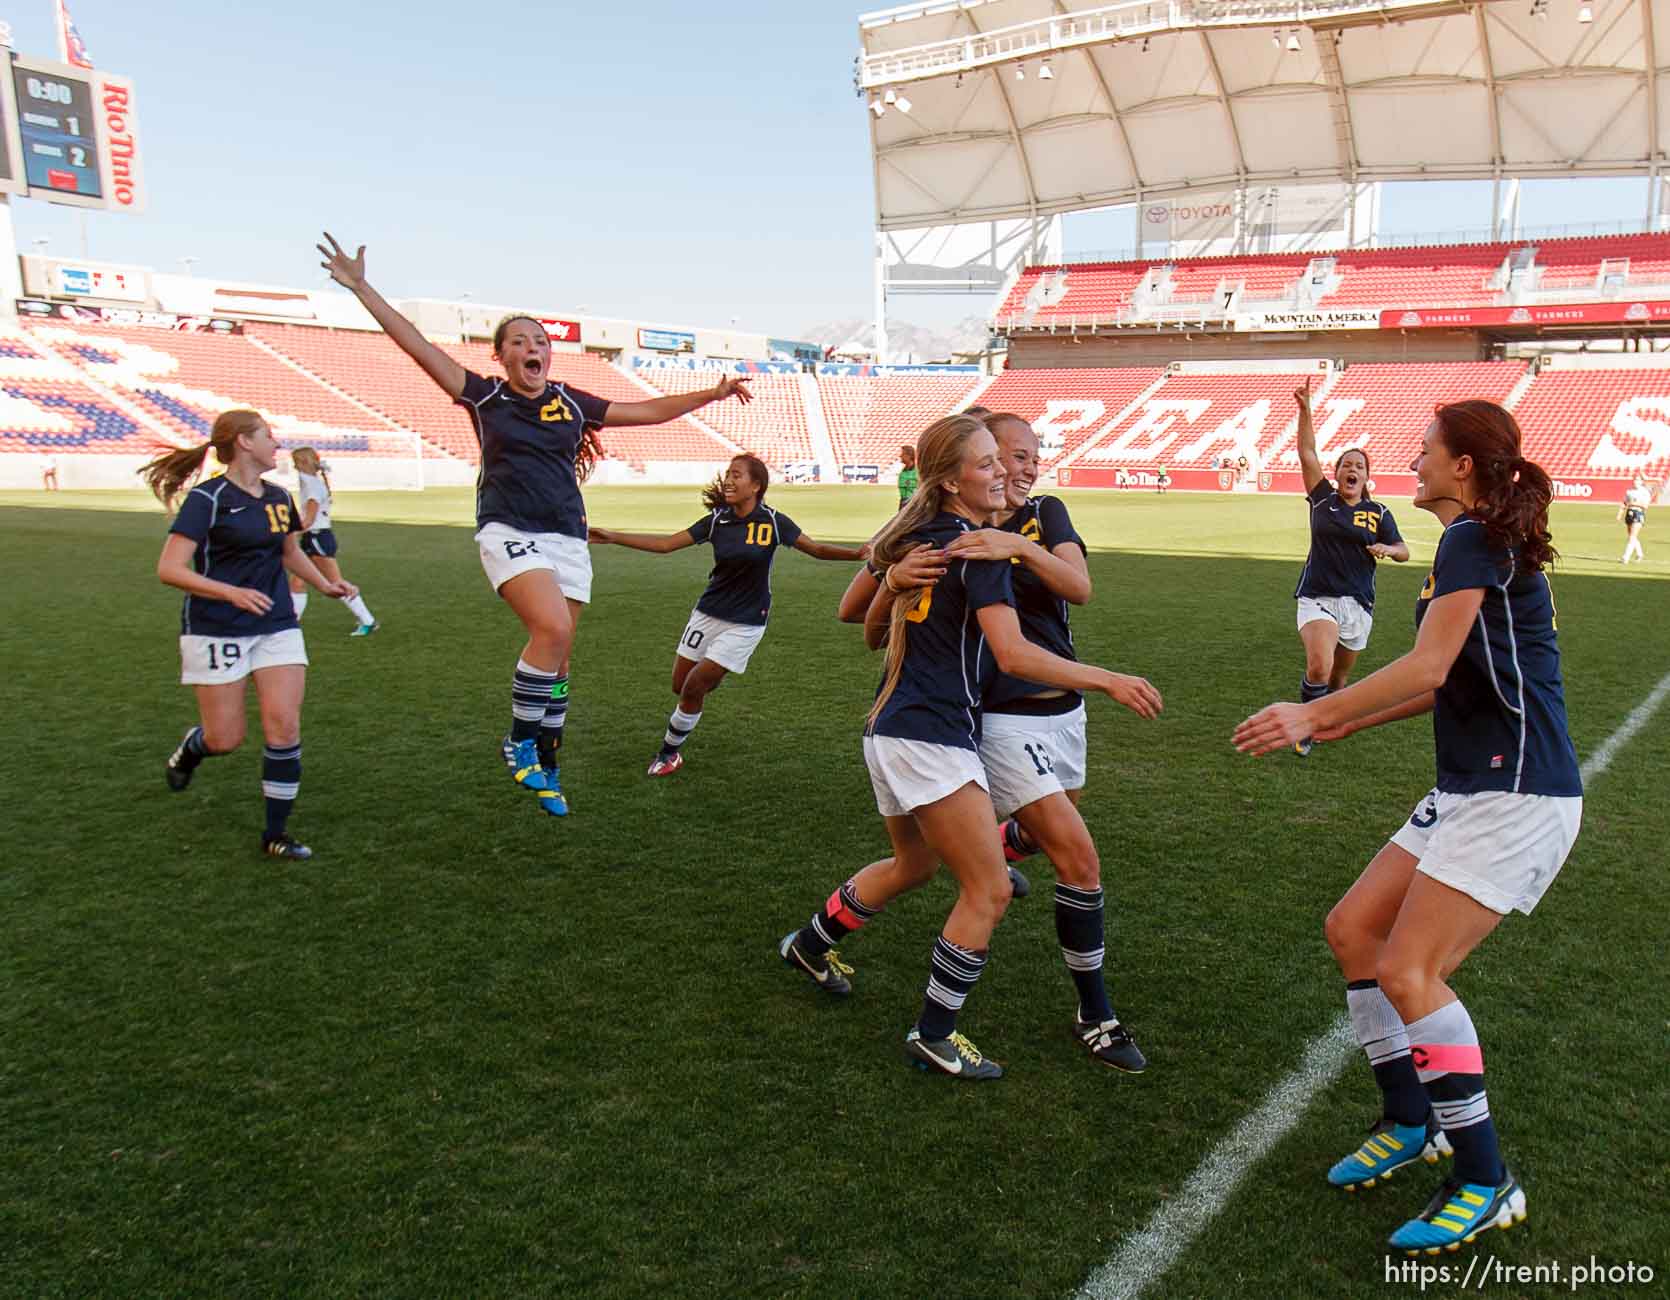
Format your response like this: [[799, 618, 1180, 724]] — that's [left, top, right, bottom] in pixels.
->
[[0, 50, 141, 213]]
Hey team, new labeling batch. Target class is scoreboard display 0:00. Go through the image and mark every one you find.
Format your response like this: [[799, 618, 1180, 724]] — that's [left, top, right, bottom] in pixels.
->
[[12, 62, 101, 202]]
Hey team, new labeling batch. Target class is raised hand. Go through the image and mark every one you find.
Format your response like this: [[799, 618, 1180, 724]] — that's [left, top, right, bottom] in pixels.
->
[[317, 232, 366, 290], [1294, 377, 1313, 415], [710, 376, 753, 406], [1102, 672, 1163, 719]]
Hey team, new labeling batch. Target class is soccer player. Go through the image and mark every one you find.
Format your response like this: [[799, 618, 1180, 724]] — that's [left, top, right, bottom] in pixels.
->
[[936, 412, 1150, 1071], [317, 232, 751, 816], [777, 413, 1162, 1081], [1618, 475, 1649, 563], [587, 453, 867, 775], [141, 410, 358, 860], [896, 443, 918, 510], [286, 447, 379, 635], [1290, 379, 1409, 755], [1234, 400, 1580, 1256]]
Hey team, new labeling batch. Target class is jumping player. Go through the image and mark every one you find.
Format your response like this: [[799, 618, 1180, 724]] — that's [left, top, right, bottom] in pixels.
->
[[1619, 476, 1649, 563], [1291, 379, 1409, 755], [142, 410, 358, 860], [1234, 400, 1580, 1256], [318, 232, 751, 816], [777, 413, 1162, 1081], [587, 453, 867, 775], [286, 447, 378, 635]]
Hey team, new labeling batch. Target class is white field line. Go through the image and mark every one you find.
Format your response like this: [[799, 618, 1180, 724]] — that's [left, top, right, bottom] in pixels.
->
[[1076, 665, 1670, 1300]]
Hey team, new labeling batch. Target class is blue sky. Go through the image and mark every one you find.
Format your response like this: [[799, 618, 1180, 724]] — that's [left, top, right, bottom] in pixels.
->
[[6, 1, 1652, 336]]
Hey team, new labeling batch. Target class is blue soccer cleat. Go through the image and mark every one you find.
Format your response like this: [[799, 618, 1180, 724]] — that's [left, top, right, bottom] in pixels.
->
[[537, 767, 569, 817], [1388, 1170, 1526, 1255], [501, 734, 553, 792], [348, 621, 379, 637], [1328, 1114, 1452, 1190]]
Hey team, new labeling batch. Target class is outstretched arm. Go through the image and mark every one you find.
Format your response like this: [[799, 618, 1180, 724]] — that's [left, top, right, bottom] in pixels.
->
[[586, 527, 696, 555], [1234, 586, 1483, 755], [795, 535, 868, 562], [1294, 379, 1326, 497], [977, 604, 1162, 718], [1313, 692, 1434, 742], [605, 377, 752, 427], [319, 233, 466, 400]]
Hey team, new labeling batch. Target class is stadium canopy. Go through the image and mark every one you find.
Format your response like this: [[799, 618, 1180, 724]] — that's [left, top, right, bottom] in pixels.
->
[[857, 0, 1670, 231]]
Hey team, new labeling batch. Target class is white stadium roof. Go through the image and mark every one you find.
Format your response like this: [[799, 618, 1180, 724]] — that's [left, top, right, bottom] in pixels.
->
[[857, 0, 1670, 230]]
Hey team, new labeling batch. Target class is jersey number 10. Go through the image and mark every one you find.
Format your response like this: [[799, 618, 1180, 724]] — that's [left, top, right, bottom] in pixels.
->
[[744, 522, 774, 546]]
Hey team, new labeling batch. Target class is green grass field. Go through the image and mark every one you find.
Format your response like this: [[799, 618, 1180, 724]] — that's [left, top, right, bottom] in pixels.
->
[[2, 486, 1665, 1299]]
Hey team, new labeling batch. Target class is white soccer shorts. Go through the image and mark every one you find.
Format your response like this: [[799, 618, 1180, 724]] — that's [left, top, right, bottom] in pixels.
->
[[1297, 594, 1373, 652], [476, 523, 592, 603], [862, 735, 988, 818], [978, 703, 1088, 818], [675, 609, 767, 674], [1390, 787, 1583, 915], [180, 627, 308, 685]]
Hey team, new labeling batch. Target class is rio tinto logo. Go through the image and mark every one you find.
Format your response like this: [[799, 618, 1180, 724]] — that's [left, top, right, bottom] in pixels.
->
[[101, 80, 139, 209], [1551, 480, 1593, 498]]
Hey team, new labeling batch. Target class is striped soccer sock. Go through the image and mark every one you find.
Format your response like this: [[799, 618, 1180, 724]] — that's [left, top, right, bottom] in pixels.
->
[[1346, 979, 1429, 1126], [1408, 999, 1504, 1186], [539, 673, 570, 760], [917, 935, 988, 1041], [660, 707, 701, 756], [1055, 883, 1114, 1023], [511, 659, 556, 744], [799, 876, 881, 958], [1300, 677, 1330, 704], [174, 725, 213, 775], [262, 743, 302, 838]]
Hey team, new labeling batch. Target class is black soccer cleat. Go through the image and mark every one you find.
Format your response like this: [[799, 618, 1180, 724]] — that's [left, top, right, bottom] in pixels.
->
[[1076, 1016, 1149, 1073], [165, 732, 198, 791], [1008, 866, 1031, 899], [261, 832, 313, 861], [778, 930, 852, 996], [904, 1028, 1004, 1080]]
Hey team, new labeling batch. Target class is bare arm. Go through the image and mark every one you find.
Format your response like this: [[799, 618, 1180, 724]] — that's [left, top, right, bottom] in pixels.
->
[[158, 533, 269, 611], [838, 567, 881, 624], [586, 526, 696, 555], [794, 535, 868, 562], [977, 604, 1162, 718], [318, 233, 466, 400], [1234, 587, 1483, 755], [299, 497, 320, 530], [281, 533, 354, 597], [1367, 540, 1411, 563], [1294, 380, 1325, 497], [605, 376, 752, 427], [857, 546, 948, 640], [1314, 691, 1434, 742], [946, 530, 1090, 604]]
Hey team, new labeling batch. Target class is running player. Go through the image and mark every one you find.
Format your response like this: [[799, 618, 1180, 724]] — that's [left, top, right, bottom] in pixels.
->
[[286, 447, 379, 635], [1619, 476, 1649, 563], [777, 413, 1162, 1081], [317, 232, 751, 816], [587, 453, 867, 775], [141, 410, 358, 860], [1234, 400, 1579, 1256], [937, 411, 1149, 1071], [1291, 379, 1409, 755], [896, 443, 918, 510]]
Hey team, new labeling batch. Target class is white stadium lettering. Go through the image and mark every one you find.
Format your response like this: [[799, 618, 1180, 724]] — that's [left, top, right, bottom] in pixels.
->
[[1173, 398, 1272, 464], [1265, 398, 1364, 466], [1031, 399, 1108, 458], [1588, 397, 1670, 470], [1084, 400, 1210, 461]]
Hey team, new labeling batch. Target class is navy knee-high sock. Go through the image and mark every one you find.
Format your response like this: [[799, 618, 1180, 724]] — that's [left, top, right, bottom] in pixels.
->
[[262, 743, 302, 839]]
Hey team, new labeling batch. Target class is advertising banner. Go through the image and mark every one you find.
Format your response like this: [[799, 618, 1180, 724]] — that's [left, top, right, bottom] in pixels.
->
[[1380, 301, 1670, 329], [638, 327, 695, 353], [53, 262, 145, 301], [1235, 309, 1381, 332], [540, 317, 581, 344]]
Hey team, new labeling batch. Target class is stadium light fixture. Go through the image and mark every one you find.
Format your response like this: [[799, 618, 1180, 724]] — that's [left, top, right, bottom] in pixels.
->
[[894, 92, 912, 113], [1286, 31, 1301, 52], [884, 87, 897, 105], [1039, 59, 1053, 80], [1015, 64, 1025, 80], [1578, 2, 1593, 21], [870, 97, 885, 117]]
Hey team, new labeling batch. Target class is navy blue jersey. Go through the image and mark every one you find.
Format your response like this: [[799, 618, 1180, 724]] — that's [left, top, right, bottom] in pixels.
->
[[1295, 481, 1402, 612], [170, 476, 301, 636], [458, 370, 609, 539], [868, 513, 1015, 751], [986, 495, 1085, 715], [1415, 518, 1581, 797], [686, 503, 803, 626]]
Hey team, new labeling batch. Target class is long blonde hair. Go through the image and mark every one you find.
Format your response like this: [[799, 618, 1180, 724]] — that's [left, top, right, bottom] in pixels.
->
[[866, 412, 992, 726], [138, 409, 264, 509]]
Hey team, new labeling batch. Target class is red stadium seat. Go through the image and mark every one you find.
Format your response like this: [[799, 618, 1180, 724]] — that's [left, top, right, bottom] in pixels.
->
[[817, 374, 985, 467]]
